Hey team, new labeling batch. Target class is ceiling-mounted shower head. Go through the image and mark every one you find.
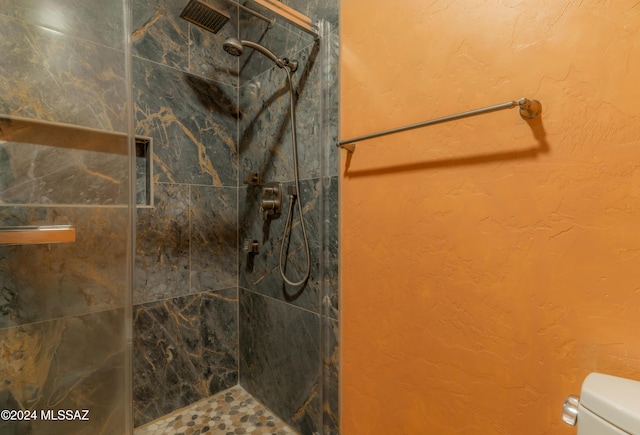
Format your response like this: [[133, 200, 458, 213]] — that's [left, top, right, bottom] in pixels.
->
[[180, 0, 230, 34], [222, 37, 297, 72]]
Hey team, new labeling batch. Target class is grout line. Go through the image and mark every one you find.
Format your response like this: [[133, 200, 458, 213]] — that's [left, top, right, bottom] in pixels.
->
[[188, 184, 192, 294], [132, 287, 238, 308], [153, 181, 239, 188], [237, 286, 322, 318], [131, 54, 236, 89], [235, 4, 242, 384], [0, 305, 126, 333], [186, 23, 192, 73]]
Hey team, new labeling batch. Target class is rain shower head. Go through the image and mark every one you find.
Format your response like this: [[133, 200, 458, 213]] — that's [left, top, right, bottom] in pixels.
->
[[180, 0, 230, 34], [222, 37, 298, 72]]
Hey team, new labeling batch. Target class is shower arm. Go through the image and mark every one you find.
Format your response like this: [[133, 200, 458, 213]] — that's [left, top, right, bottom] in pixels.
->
[[241, 40, 285, 68], [337, 98, 542, 153]]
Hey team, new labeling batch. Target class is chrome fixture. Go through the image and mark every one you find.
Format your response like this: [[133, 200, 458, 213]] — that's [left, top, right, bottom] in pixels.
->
[[337, 97, 542, 153], [244, 172, 262, 186], [243, 239, 260, 254], [562, 395, 579, 426], [223, 37, 310, 287], [260, 182, 283, 221], [182, 2, 310, 286]]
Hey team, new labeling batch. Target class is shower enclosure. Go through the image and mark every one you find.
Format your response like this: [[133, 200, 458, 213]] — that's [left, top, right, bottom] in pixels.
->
[[0, 0, 339, 433]]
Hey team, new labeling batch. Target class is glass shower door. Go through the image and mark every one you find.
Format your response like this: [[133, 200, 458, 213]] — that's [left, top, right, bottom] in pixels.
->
[[0, 1, 133, 434]]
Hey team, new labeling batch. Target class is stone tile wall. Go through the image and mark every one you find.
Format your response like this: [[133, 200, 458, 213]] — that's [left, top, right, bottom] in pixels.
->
[[130, 0, 241, 427], [133, 289, 238, 425], [237, 4, 340, 433]]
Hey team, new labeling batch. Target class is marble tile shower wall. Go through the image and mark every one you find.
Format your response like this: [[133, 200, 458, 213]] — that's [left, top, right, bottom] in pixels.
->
[[237, 2, 339, 433], [0, 1, 129, 434], [130, 0, 339, 431], [130, 0, 241, 428]]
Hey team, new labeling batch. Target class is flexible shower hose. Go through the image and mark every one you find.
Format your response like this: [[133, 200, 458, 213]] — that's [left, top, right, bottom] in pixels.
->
[[278, 67, 311, 287]]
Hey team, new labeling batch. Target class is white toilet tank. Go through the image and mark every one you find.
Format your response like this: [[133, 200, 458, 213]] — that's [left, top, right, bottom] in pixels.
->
[[563, 373, 640, 435]]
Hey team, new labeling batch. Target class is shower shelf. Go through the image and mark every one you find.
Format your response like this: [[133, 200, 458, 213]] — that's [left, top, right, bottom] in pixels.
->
[[0, 115, 128, 154], [0, 225, 76, 246]]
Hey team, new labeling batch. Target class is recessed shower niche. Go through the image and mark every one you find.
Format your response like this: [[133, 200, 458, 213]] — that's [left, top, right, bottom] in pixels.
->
[[135, 136, 153, 207]]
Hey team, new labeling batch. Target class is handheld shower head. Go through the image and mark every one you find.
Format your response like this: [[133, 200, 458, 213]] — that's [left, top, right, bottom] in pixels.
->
[[222, 37, 244, 57], [222, 37, 297, 71]]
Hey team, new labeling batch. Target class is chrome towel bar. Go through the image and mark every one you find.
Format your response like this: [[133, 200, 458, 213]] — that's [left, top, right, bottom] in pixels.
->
[[337, 98, 542, 153]]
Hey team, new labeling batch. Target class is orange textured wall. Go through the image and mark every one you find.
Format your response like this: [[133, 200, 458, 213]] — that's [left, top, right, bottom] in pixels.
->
[[340, 1, 640, 434]]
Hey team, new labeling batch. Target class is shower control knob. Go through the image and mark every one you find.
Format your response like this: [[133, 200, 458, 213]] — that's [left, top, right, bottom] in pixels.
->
[[260, 182, 283, 221], [562, 395, 580, 426], [243, 239, 259, 254], [261, 199, 278, 210]]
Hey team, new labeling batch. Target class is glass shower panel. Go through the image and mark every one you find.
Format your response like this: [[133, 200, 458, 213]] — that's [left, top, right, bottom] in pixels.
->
[[319, 18, 340, 435], [0, 1, 133, 434]]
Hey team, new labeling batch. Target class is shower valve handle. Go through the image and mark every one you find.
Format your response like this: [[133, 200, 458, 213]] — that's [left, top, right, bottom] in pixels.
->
[[260, 182, 283, 221], [261, 199, 279, 210], [260, 200, 279, 220]]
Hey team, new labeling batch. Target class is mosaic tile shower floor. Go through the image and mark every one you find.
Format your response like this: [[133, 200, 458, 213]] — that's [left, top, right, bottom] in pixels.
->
[[135, 385, 298, 435]]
